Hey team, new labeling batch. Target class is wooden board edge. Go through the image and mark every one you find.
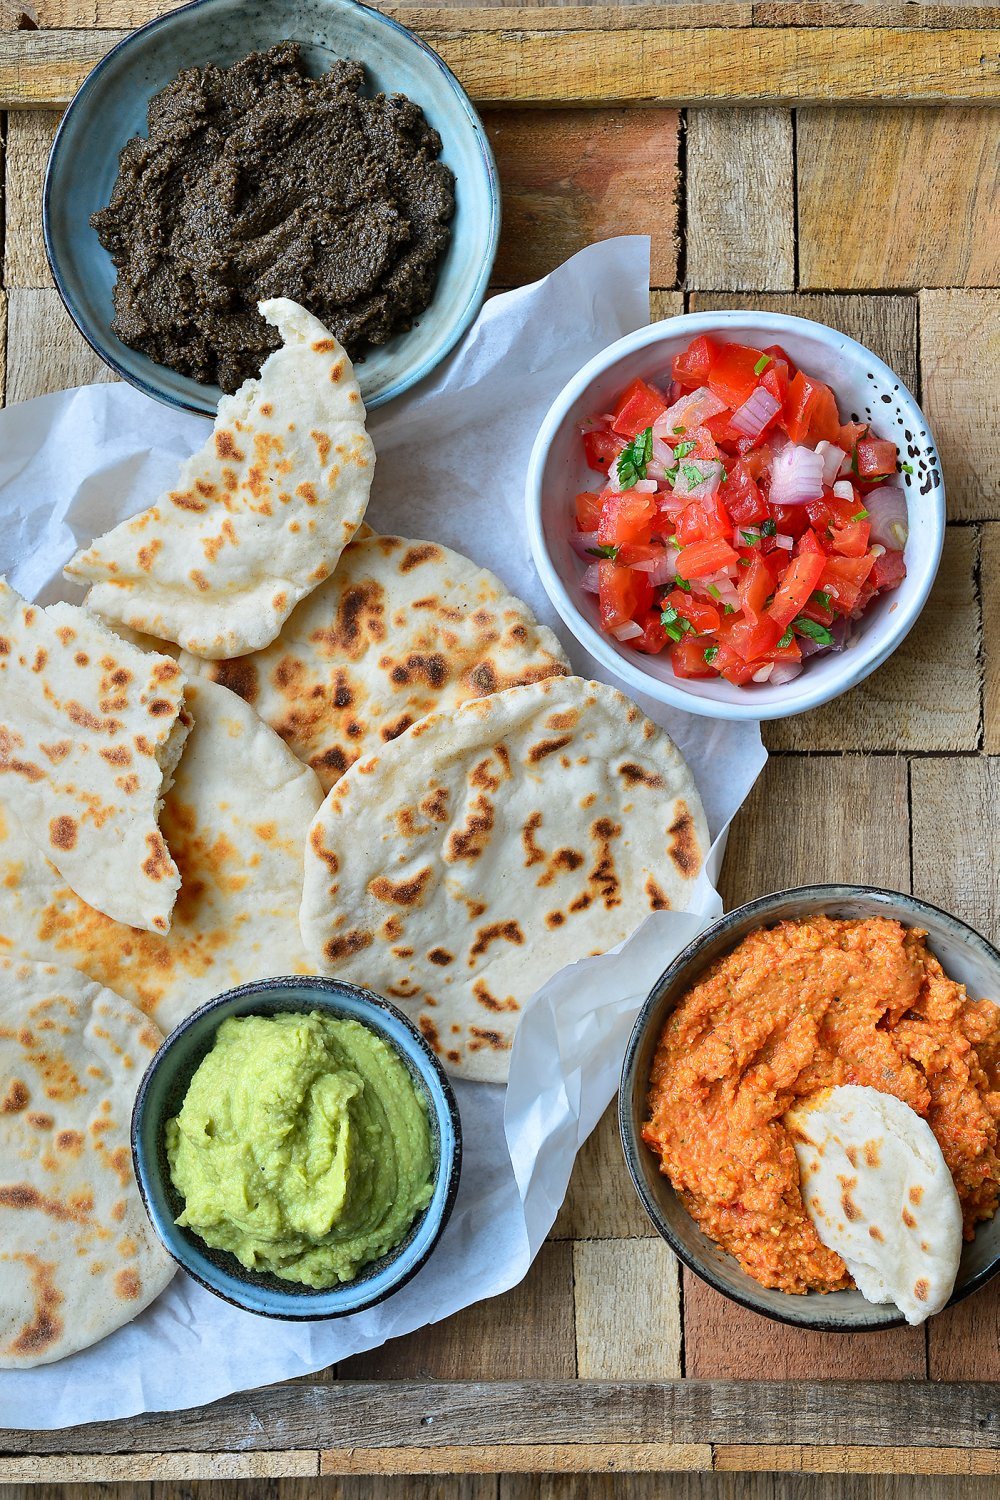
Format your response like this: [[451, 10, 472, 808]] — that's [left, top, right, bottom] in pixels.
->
[[0, 1452, 321, 1483], [320, 1444, 713, 1474], [713, 1445, 1000, 1475]]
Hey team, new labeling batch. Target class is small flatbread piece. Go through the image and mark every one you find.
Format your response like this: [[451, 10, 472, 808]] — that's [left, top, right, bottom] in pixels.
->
[[300, 676, 708, 1082], [0, 958, 175, 1367], [786, 1084, 963, 1325], [0, 580, 189, 934], [0, 678, 323, 1034], [65, 299, 374, 659], [184, 531, 570, 790]]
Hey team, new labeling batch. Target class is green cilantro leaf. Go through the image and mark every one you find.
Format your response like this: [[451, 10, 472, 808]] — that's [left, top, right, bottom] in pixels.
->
[[703, 646, 719, 665], [852, 509, 870, 521], [900, 461, 914, 475], [812, 590, 832, 609], [793, 617, 834, 645], [586, 544, 619, 560], [674, 440, 697, 461], [615, 426, 653, 489], [777, 626, 794, 648], [753, 353, 771, 375], [660, 614, 684, 641], [741, 530, 760, 547], [661, 606, 679, 625], [681, 463, 705, 488], [707, 584, 722, 600], [724, 603, 736, 614], [673, 426, 686, 436], [761, 518, 777, 537], [674, 576, 692, 593]]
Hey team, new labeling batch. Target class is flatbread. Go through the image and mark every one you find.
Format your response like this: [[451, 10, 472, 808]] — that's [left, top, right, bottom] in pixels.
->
[[0, 678, 323, 1034], [0, 579, 190, 934], [786, 1084, 963, 1325], [65, 299, 374, 660], [183, 531, 570, 791], [0, 957, 174, 1367], [300, 676, 708, 1082]]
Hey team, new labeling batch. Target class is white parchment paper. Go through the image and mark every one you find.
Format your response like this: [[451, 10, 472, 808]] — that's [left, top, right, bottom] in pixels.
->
[[0, 238, 765, 1427]]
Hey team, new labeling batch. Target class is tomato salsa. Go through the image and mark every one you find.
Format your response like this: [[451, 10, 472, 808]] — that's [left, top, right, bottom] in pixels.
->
[[573, 335, 910, 687]]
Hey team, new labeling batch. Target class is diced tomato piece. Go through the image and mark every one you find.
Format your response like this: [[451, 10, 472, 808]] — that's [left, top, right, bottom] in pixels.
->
[[611, 378, 668, 439], [799, 589, 836, 628], [761, 361, 790, 411], [737, 551, 773, 622], [830, 519, 871, 558], [819, 553, 876, 614], [633, 611, 669, 655], [707, 343, 763, 409], [675, 494, 731, 547], [728, 614, 782, 662], [583, 429, 626, 473], [763, 631, 802, 665], [675, 536, 740, 580], [598, 562, 652, 632], [670, 634, 718, 679], [672, 336, 718, 391], [768, 502, 808, 542], [665, 589, 721, 635], [855, 437, 898, 479], [722, 462, 767, 527], [613, 541, 660, 567], [575, 491, 602, 530], [763, 343, 796, 375], [768, 553, 827, 629], [702, 410, 741, 449], [838, 421, 869, 453], [869, 549, 907, 592], [795, 527, 828, 558], [689, 426, 722, 463], [597, 492, 657, 547], [783, 371, 841, 446], [742, 445, 773, 483], [713, 641, 761, 687]]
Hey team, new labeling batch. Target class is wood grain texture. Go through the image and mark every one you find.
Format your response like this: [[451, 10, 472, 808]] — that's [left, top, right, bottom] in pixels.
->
[[798, 109, 1000, 290], [0, 290, 7, 407], [5, 286, 114, 400], [3, 26, 999, 108], [338, 1241, 576, 1380], [323, 1443, 711, 1473], [764, 526, 981, 753], [4, 107, 58, 287], [911, 757, 999, 942], [574, 1238, 681, 1379], [921, 291, 1000, 523], [755, 4, 1000, 26], [983, 525, 1000, 753], [0, 1454, 320, 1483], [688, 291, 918, 396], [930, 1276, 1000, 1384], [649, 289, 684, 321], [25, 4, 755, 29], [485, 107, 679, 287], [552, 1101, 654, 1239], [686, 110, 794, 291], [714, 1446, 1000, 1475]]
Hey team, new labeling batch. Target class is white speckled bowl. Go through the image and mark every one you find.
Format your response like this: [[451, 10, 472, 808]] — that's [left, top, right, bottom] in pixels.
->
[[526, 312, 945, 721]]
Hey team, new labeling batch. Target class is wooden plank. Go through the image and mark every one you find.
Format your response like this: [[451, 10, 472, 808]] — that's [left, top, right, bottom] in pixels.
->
[[754, 4, 1000, 27], [3, 27, 999, 109], [930, 1278, 1000, 1383], [25, 4, 755, 30], [4, 107, 58, 287], [764, 526, 981, 753], [688, 290, 919, 395], [649, 289, 684, 321], [5, 286, 113, 400], [686, 110, 794, 291], [910, 757, 999, 942], [573, 1238, 682, 1379], [338, 1241, 576, 1379], [552, 1100, 655, 1239], [714, 1445, 1000, 1474], [798, 109, 1000, 290], [983, 523, 1000, 752], [921, 291, 1000, 523], [321, 1443, 712, 1474], [9, 1380, 1000, 1453], [0, 1453, 320, 1483], [0, 290, 7, 408], [485, 107, 679, 287]]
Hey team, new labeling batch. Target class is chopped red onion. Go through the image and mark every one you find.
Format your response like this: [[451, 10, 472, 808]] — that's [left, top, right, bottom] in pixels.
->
[[630, 554, 675, 586], [768, 428, 790, 455], [611, 620, 644, 643], [796, 633, 827, 658], [769, 662, 803, 686], [570, 529, 599, 559], [832, 479, 855, 503], [751, 664, 774, 683], [657, 491, 688, 517], [580, 563, 601, 594], [816, 441, 847, 486], [730, 386, 780, 441], [864, 486, 909, 550], [653, 386, 726, 440], [774, 533, 794, 551], [769, 443, 825, 506], [632, 478, 658, 494], [651, 436, 676, 470]]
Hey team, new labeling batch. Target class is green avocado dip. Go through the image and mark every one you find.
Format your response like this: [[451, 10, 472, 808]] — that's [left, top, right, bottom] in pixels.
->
[[165, 1011, 435, 1287]]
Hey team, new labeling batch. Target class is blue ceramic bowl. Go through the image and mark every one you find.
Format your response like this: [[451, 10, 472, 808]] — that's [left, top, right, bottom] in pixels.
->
[[131, 976, 462, 1319], [44, 0, 499, 415], [620, 885, 1000, 1332]]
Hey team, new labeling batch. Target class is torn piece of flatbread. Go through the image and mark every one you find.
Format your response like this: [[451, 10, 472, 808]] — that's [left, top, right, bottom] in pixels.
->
[[0, 579, 189, 934], [65, 299, 374, 660], [786, 1084, 963, 1325], [183, 531, 570, 791]]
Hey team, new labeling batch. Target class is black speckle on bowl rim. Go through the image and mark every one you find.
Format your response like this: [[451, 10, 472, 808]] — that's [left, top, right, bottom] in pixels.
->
[[618, 884, 1000, 1333], [131, 974, 463, 1320]]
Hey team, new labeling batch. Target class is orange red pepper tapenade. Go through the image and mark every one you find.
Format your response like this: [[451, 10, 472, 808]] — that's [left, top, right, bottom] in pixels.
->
[[642, 916, 1000, 1294]]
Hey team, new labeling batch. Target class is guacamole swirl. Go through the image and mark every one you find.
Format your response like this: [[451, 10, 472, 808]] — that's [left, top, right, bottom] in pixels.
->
[[165, 1011, 435, 1287]]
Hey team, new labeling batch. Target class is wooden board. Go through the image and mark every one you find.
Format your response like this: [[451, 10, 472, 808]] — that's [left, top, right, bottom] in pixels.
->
[[0, 2, 998, 1491]]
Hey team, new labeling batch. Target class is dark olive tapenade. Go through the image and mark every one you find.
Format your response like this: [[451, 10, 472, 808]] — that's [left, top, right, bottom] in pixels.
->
[[92, 43, 456, 391]]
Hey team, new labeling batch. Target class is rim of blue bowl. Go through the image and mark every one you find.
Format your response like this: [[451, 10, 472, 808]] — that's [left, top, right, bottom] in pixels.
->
[[131, 975, 463, 1320], [42, 0, 501, 416], [618, 884, 1000, 1332]]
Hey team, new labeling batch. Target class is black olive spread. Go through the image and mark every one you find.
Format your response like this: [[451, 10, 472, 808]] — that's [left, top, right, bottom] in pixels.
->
[[92, 43, 456, 391]]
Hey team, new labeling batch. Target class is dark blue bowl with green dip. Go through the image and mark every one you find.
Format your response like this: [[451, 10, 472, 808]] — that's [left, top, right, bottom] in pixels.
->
[[131, 976, 462, 1319]]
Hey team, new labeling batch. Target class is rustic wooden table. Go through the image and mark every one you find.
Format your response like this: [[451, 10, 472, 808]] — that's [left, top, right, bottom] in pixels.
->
[[0, 1, 998, 1494]]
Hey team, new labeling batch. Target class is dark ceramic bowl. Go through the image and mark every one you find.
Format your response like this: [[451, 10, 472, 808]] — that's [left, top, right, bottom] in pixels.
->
[[132, 976, 462, 1319], [619, 885, 1000, 1331], [44, 0, 500, 415]]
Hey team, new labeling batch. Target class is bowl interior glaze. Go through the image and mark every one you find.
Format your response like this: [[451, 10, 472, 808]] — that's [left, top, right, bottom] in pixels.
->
[[619, 886, 1000, 1331]]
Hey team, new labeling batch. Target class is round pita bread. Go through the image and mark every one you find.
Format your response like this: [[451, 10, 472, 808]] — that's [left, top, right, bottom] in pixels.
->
[[786, 1084, 963, 1324], [65, 299, 374, 660], [183, 531, 570, 791], [0, 958, 174, 1367], [300, 676, 708, 1082], [0, 678, 323, 1034]]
